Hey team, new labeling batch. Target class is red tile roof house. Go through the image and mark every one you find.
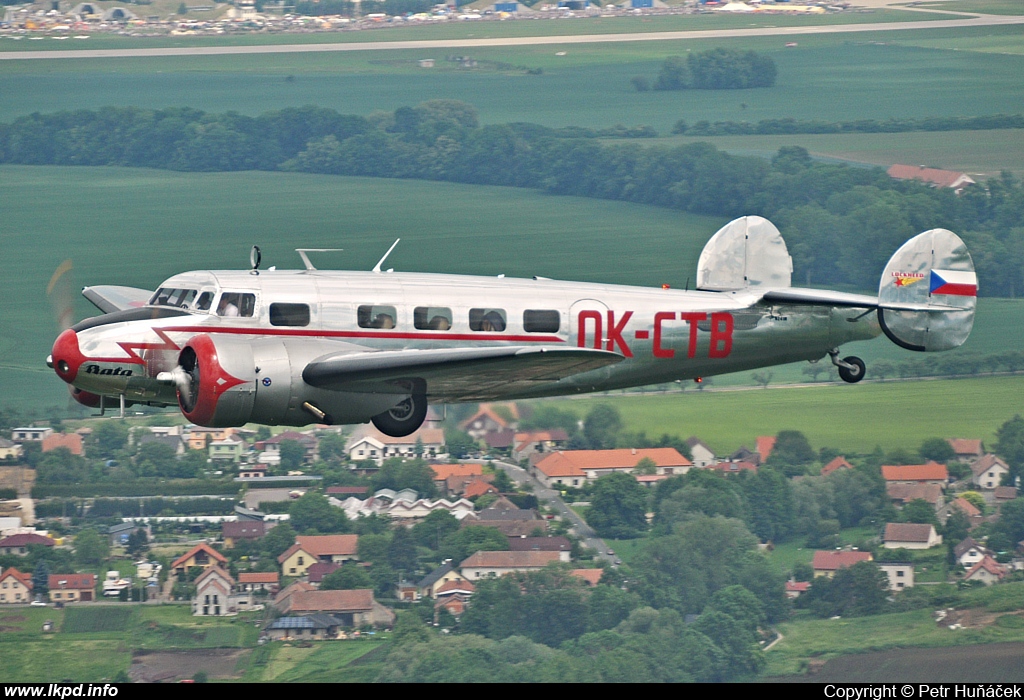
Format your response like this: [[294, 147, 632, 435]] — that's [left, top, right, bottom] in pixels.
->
[[431, 463, 483, 485], [275, 588, 396, 628], [886, 483, 943, 507], [812, 550, 873, 578], [821, 456, 854, 477], [570, 569, 604, 587], [887, 164, 976, 194], [170, 542, 228, 578], [508, 536, 572, 561], [755, 436, 776, 464], [881, 462, 949, 488], [459, 550, 562, 580], [0, 533, 55, 556], [947, 439, 984, 462], [48, 573, 96, 603], [512, 430, 569, 461], [192, 566, 237, 616], [237, 572, 279, 593], [963, 555, 1007, 586], [883, 523, 943, 550], [970, 454, 1010, 491], [532, 448, 691, 488], [222, 520, 268, 548], [41, 433, 83, 456], [785, 581, 811, 599], [0, 567, 33, 604]]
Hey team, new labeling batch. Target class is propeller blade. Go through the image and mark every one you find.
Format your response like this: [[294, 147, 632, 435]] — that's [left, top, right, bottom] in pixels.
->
[[47, 259, 76, 332]]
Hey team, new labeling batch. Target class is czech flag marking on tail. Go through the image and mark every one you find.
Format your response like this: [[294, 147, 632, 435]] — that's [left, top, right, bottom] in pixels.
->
[[930, 269, 977, 297]]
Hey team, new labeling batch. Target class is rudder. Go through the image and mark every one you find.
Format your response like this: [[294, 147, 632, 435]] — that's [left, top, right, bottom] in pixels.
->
[[877, 228, 976, 352]]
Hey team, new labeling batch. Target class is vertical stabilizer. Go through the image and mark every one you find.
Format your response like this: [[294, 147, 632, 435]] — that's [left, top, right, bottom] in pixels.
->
[[877, 228, 976, 352], [696, 216, 792, 291]]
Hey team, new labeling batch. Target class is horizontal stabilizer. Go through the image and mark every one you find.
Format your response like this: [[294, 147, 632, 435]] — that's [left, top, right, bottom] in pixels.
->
[[83, 285, 154, 314], [303, 346, 623, 401]]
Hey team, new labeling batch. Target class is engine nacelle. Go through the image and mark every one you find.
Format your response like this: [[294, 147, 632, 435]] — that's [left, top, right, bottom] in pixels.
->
[[174, 334, 402, 428]]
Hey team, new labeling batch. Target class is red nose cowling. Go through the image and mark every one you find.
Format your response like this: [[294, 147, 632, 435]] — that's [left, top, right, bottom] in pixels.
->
[[51, 329, 85, 384]]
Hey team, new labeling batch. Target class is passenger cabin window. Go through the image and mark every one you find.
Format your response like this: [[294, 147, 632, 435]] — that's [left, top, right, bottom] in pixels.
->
[[150, 288, 197, 309], [270, 303, 310, 327], [358, 305, 397, 329], [469, 308, 506, 332], [217, 292, 256, 318], [414, 307, 452, 331], [523, 309, 560, 333]]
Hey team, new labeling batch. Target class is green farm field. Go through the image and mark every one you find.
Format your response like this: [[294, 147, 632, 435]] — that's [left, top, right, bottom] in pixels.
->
[[531, 375, 1024, 454], [638, 128, 1024, 178], [0, 604, 261, 682], [911, 0, 1024, 15], [4, 26, 1024, 133]]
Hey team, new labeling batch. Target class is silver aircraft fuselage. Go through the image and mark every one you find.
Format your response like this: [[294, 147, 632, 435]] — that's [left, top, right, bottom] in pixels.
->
[[56, 268, 882, 410]]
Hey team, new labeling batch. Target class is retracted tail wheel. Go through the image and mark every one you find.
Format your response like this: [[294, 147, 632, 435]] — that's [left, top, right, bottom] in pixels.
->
[[372, 394, 428, 437], [838, 356, 866, 384]]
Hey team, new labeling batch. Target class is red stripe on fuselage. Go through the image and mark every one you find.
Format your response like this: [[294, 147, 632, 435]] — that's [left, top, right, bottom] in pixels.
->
[[162, 326, 566, 344]]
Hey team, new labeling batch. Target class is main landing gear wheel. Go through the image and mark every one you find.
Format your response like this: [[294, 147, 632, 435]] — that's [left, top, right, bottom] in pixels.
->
[[837, 356, 866, 384], [371, 394, 428, 437]]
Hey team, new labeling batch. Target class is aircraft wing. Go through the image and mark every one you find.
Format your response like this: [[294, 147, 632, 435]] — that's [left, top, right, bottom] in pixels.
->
[[303, 345, 623, 401], [82, 285, 154, 314]]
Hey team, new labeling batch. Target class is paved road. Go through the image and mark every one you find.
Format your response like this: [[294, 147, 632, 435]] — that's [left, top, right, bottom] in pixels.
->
[[3, 13, 1024, 61], [491, 458, 616, 566]]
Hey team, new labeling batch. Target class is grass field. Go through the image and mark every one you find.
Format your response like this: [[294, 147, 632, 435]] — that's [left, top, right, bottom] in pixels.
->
[[259, 640, 386, 682], [911, 0, 1024, 15], [4, 27, 1024, 132], [531, 375, 1024, 454], [641, 128, 1024, 178], [765, 582, 1024, 677], [0, 604, 264, 682]]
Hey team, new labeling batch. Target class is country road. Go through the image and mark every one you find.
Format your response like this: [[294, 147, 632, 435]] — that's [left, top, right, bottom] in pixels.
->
[[2, 12, 1024, 61]]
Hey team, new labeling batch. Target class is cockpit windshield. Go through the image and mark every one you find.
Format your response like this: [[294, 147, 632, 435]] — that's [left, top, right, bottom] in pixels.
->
[[150, 288, 198, 309]]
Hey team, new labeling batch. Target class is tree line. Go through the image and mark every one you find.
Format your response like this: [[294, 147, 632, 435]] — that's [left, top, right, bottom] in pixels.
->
[[671, 113, 1024, 137], [2, 101, 1023, 295]]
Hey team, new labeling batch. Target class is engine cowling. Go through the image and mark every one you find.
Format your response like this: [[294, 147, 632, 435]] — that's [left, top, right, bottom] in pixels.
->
[[173, 334, 403, 428]]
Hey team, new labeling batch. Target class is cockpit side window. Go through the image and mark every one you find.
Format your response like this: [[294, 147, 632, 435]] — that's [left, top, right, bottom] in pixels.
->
[[150, 287, 197, 309], [217, 292, 256, 318], [195, 292, 214, 312]]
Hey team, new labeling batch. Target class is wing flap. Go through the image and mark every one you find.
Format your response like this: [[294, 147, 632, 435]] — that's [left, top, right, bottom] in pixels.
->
[[303, 346, 623, 401], [82, 285, 154, 314]]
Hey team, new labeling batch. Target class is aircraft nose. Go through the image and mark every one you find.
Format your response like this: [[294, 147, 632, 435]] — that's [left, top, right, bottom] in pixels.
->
[[51, 329, 85, 384]]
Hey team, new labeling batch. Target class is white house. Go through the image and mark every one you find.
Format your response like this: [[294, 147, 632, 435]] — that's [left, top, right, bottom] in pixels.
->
[[970, 454, 1009, 491]]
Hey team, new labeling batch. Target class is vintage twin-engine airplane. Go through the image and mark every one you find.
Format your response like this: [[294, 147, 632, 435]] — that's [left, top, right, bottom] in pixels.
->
[[48, 216, 977, 437]]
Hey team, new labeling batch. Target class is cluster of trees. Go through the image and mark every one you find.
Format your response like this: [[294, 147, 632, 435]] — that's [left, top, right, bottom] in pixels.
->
[[518, 403, 691, 458], [671, 113, 1024, 137], [380, 529, 773, 681], [635, 49, 777, 92], [4, 101, 1023, 295]]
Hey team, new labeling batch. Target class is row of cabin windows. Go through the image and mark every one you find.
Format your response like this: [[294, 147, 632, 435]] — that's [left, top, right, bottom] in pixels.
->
[[151, 290, 561, 333], [357, 305, 560, 333]]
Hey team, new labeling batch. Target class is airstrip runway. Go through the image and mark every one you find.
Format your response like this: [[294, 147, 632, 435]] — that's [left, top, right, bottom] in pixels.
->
[[2, 13, 1024, 60]]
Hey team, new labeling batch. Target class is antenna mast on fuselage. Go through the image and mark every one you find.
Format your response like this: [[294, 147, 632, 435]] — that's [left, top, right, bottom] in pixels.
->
[[295, 249, 344, 272]]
